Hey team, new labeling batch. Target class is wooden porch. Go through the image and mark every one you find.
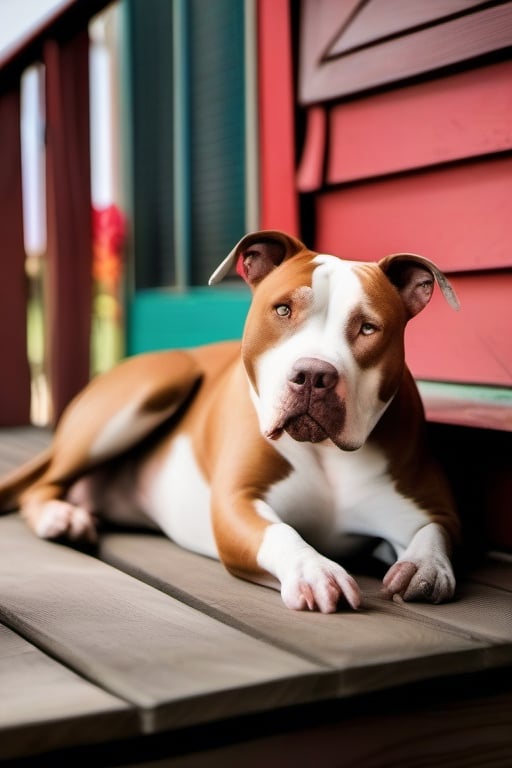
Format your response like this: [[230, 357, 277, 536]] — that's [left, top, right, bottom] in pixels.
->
[[1, 427, 511, 766], [1, 2, 512, 764]]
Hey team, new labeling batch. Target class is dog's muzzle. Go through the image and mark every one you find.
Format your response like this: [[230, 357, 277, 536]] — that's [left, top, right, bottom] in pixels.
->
[[268, 358, 345, 444]]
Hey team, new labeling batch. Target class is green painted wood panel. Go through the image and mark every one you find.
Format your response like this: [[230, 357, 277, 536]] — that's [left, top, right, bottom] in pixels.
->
[[127, 287, 250, 354]]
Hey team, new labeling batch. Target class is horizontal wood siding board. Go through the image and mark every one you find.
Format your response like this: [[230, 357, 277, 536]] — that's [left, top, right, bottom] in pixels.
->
[[0, 625, 135, 760], [419, 384, 512, 431], [404, 272, 512, 386], [0, 515, 321, 735], [328, 0, 491, 57], [326, 61, 512, 184], [299, 2, 512, 104], [315, 157, 512, 272], [316, 173, 512, 385]]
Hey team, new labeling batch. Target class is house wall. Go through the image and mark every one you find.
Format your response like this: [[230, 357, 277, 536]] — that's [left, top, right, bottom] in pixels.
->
[[258, 0, 512, 389]]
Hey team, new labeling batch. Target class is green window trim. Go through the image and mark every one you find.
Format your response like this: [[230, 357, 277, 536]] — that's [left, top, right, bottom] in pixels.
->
[[123, 0, 254, 355]]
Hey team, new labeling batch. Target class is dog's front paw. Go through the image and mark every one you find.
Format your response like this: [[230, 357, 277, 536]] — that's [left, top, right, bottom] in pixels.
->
[[382, 523, 455, 604], [382, 557, 455, 603], [257, 522, 361, 613], [25, 500, 98, 544], [281, 554, 361, 613]]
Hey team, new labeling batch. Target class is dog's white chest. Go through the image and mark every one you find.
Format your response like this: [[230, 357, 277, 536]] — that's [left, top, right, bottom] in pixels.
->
[[140, 435, 218, 558], [264, 438, 429, 556]]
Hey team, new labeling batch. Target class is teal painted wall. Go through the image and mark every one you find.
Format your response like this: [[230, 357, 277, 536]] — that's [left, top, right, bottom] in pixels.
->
[[128, 287, 251, 354]]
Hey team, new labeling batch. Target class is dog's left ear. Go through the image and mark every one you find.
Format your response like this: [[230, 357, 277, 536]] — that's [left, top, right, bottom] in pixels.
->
[[208, 230, 307, 288], [379, 253, 460, 319]]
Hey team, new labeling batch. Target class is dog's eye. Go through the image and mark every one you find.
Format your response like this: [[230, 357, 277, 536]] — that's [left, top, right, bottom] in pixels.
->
[[275, 304, 291, 317], [360, 322, 378, 336]]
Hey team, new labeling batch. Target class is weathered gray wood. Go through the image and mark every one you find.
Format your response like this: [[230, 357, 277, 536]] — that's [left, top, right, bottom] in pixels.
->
[[126, 689, 512, 768], [0, 515, 321, 735], [386, 578, 512, 646], [0, 427, 51, 474], [469, 554, 512, 592], [1, 425, 511, 765], [98, 532, 499, 696], [0, 623, 135, 760]]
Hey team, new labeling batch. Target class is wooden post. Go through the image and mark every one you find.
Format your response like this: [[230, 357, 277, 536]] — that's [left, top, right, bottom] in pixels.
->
[[44, 30, 92, 422], [0, 85, 32, 425]]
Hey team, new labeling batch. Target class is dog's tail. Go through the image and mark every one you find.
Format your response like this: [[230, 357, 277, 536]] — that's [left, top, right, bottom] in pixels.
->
[[0, 448, 52, 512]]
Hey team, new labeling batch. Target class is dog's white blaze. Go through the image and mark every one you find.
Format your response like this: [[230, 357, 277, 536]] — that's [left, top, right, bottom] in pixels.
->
[[253, 255, 392, 448], [254, 257, 363, 437], [312, 257, 394, 444], [263, 437, 429, 558], [142, 435, 218, 558]]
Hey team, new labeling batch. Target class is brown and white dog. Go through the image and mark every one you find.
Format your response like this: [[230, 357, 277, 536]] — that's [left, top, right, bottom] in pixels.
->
[[0, 231, 461, 612]]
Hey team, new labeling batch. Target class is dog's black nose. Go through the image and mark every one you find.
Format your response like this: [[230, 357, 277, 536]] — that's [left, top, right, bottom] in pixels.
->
[[289, 358, 338, 391]]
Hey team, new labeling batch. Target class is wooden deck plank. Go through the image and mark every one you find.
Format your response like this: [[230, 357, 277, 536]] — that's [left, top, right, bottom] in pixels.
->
[[469, 554, 512, 592], [0, 623, 135, 760], [98, 532, 500, 694], [1, 426, 511, 753], [126, 688, 512, 768], [0, 514, 322, 736], [389, 579, 512, 646], [0, 427, 51, 475]]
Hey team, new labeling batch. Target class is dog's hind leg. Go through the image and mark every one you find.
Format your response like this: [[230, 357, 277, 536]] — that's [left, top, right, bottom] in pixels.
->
[[20, 483, 98, 544], [8, 349, 202, 544]]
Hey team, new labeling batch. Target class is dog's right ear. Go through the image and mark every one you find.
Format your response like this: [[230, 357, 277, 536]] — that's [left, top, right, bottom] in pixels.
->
[[208, 230, 307, 288]]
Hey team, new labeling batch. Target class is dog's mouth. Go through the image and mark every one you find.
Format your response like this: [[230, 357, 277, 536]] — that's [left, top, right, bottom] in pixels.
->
[[266, 401, 346, 446], [283, 413, 329, 443]]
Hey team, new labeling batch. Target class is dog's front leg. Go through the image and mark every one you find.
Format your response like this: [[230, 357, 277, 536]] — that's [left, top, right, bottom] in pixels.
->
[[208, 375, 361, 613], [257, 517, 362, 612], [212, 493, 361, 613]]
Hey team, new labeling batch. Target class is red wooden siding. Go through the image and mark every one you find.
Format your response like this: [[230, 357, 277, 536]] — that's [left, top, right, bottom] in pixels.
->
[[327, 0, 491, 57], [315, 156, 512, 273], [326, 62, 512, 185], [292, 0, 512, 389], [314, 161, 512, 385], [257, 0, 298, 234], [296, 106, 327, 193], [299, 0, 512, 103], [404, 272, 512, 386]]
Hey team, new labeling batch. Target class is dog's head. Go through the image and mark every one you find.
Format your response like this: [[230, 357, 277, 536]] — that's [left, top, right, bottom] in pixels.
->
[[210, 231, 459, 451]]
